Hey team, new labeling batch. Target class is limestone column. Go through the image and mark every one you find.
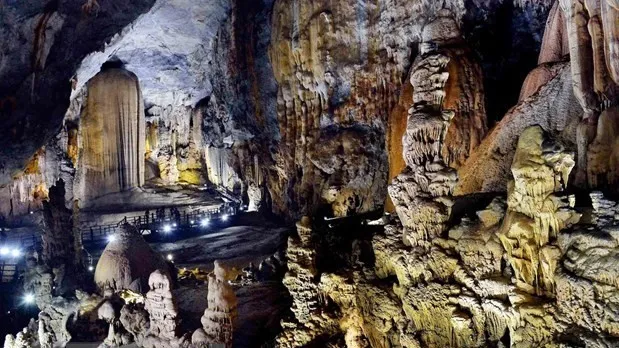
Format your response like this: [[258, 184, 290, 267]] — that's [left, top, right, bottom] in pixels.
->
[[79, 64, 145, 202]]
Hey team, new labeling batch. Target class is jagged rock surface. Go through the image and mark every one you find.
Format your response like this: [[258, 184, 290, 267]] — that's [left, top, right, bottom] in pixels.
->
[[456, 63, 581, 195]]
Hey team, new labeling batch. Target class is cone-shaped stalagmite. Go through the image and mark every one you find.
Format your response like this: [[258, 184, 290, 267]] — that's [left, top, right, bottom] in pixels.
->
[[79, 63, 145, 202]]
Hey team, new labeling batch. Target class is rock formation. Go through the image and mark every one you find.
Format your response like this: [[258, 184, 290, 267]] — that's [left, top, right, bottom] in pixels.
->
[[498, 126, 580, 296], [78, 63, 146, 203], [112, 269, 186, 348], [277, 217, 339, 347], [559, 0, 619, 188], [97, 300, 132, 348], [41, 179, 82, 277], [3, 324, 36, 348], [390, 11, 485, 247], [6, 1, 619, 347], [142, 270, 181, 346], [94, 224, 168, 292], [20, 253, 81, 348], [192, 261, 238, 348]]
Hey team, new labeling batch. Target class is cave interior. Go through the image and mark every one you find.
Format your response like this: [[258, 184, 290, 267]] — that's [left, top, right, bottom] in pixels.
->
[[1, 0, 619, 347]]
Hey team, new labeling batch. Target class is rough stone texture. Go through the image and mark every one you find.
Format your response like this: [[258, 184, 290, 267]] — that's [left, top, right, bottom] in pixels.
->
[[277, 217, 338, 347], [40, 179, 83, 281], [94, 224, 168, 293], [97, 300, 132, 348], [558, 0, 619, 187], [538, 1, 570, 65], [362, 126, 619, 347], [3, 323, 37, 348], [390, 11, 485, 247], [143, 270, 179, 343], [498, 126, 579, 296], [265, 0, 476, 219], [0, 0, 555, 222], [19, 253, 82, 348], [6, 2, 619, 347]]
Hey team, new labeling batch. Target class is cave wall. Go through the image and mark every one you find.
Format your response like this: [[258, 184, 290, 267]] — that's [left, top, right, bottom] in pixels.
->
[[0, 0, 556, 221], [0, 0, 156, 185]]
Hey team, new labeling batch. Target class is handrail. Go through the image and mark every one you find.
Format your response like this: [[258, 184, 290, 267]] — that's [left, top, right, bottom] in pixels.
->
[[0, 187, 241, 281]]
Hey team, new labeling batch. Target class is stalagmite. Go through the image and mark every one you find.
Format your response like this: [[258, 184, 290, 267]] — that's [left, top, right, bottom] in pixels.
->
[[498, 126, 580, 296], [192, 261, 238, 348], [41, 179, 81, 275], [79, 62, 145, 203], [390, 11, 485, 246], [94, 224, 168, 292], [144, 270, 178, 341], [276, 217, 339, 347]]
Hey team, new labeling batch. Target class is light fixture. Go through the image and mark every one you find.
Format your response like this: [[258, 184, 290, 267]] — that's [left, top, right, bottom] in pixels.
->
[[29, 211, 34, 215], [10, 249, 21, 258], [172, 223, 177, 228], [166, 254, 173, 261], [88, 266, 94, 272], [200, 218, 210, 227], [23, 293, 35, 305], [163, 224, 172, 233], [190, 220, 195, 225], [0, 247, 9, 256], [221, 214, 229, 222], [107, 234, 117, 243]]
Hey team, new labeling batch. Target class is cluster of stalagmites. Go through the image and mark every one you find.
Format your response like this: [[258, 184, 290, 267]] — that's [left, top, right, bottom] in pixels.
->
[[4, 252, 82, 348], [95, 231, 238, 348], [5, 227, 237, 348], [276, 3, 619, 347], [279, 128, 619, 346]]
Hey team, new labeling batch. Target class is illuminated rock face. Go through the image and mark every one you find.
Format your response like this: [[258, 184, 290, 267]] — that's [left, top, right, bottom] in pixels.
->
[[390, 12, 486, 247], [498, 126, 579, 297], [78, 66, 145, 203]]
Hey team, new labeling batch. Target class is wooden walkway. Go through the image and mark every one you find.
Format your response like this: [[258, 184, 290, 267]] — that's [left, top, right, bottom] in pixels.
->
[[0, 201, 239, 283]]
